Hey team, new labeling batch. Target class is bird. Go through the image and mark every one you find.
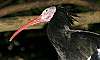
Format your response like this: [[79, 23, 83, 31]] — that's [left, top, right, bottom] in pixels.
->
[[9, 5, 100, 60]]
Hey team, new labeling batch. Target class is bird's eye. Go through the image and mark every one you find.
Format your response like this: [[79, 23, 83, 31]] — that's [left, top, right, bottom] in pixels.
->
[[45, 9, 48, 12]]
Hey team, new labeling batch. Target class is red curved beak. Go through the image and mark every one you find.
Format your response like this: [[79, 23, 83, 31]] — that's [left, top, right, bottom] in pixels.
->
[[9, 16, 42, 42]]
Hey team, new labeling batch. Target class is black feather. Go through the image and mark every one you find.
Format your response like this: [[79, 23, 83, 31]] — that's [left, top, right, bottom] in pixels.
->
[[47, 6, 100, 60]]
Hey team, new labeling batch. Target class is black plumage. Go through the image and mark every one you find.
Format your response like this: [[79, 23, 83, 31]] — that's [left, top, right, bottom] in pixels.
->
[[47, 6, 100, 60]]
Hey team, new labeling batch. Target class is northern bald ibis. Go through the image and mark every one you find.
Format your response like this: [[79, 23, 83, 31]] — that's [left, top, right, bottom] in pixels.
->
[[9, 5, 100, 60]]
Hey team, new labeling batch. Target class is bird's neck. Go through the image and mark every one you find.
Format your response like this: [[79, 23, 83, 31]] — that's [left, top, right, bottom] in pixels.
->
[[47, 8, 73, 60], [48, 9, 72, 30]]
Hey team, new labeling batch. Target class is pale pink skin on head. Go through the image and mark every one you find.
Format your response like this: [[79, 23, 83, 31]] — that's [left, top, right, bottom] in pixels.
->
[[9, 6, 56, 42]]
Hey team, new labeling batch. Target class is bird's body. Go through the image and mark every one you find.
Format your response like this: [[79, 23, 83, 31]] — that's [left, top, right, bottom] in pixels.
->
[[47, 7, 100, 60], [9, 5, 100, 60], [46, 6, 100, 60]]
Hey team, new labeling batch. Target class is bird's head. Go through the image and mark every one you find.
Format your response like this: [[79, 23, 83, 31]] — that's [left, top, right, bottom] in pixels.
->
[[40, 6, 56, 22], [9, 6, 56, 42]]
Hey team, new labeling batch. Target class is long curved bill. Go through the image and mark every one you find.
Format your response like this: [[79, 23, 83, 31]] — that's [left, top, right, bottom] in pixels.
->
[[9, 16, 42, 42]]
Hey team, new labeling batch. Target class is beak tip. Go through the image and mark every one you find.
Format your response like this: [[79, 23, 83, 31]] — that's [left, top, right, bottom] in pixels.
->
[[9, 39, 12, 42]]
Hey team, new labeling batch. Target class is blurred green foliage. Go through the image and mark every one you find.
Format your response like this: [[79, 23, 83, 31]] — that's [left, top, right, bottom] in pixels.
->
[[96, 0, 100, 4]]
